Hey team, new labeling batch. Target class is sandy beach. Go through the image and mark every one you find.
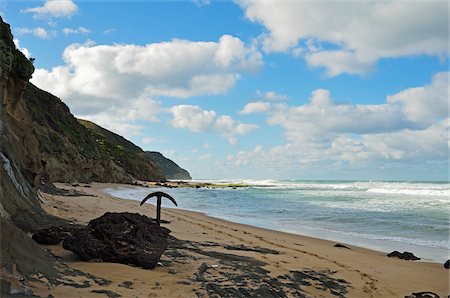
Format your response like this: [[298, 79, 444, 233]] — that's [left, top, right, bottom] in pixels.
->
[[30, 182, 449, 297]]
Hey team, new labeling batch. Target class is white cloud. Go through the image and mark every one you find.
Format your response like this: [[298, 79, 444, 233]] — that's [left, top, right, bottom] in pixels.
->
[[15, 27, 56, 39], [388, 72, 448, 124], [169, 105, 217, 132], [231, 72, 449, 172], [31, 35, 262, 142], [13, 38, 31, 58], [23, 0, 78, 19], [80, 114, 145, 137], [238, 1, 449, 76], [103, 28, 116, 35], [240, 102, 270, 114], [215, 115, 258, 145], [255, 89, 288, 101], [76, 96, 161, 136], [62, 27, 90, 36], [169, 105, 258, 145], [32, 34, 262, 107]]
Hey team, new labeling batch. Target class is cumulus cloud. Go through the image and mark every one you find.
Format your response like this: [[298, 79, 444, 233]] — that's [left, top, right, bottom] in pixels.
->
[[255, 89, 288, 101], [169, 105, 217, 132], [238, 1, 448, 76], [75, 96, 161, 136], [169, 105, 258, 144], [231, 72, 449, 172], [388, 72, 449, 124], [240, 102, 270, 114], [23, 0, 78, 19], [13, 38, 31, 58], [30, 34, 261, 142], [62, 27, 90, 36], [215, 115, 258, 145], [32, 35, 262, 110], [15, 27, 56, 39]]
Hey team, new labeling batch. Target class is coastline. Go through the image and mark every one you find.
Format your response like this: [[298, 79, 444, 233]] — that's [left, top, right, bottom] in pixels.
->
[[33, 182, 449, 297]]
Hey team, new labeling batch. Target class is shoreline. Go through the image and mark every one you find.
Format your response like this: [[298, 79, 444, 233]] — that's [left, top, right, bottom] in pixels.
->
[[33, 182, 449, 297], [107, 181, 449, 264]]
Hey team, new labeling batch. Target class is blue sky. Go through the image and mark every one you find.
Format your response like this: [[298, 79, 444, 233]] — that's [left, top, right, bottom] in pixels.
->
[[3, 0, 449, 181]]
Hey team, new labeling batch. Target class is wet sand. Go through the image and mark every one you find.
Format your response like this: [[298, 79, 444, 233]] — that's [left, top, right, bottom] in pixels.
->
[[30, 182, 449, 297]]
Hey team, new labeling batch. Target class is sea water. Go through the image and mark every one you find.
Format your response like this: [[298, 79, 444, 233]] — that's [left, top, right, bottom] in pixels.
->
[[103, 180, 450, 263]]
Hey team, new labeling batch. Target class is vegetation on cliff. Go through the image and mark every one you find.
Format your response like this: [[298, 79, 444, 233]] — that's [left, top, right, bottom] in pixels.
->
[[78, 119, 166, 182], [146, 151, 191, 180]]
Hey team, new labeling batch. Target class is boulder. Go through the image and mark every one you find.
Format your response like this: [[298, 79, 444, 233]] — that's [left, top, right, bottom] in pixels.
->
[[32, 226, 78, 245], [404, 291, 440, 298], [444, 259, 449, 269], [63, 212, 170, 269], [387, 251, 420, 261]]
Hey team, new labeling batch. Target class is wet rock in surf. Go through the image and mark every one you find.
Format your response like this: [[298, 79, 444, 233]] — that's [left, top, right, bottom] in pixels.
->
[[63, 212, 170, 269], [387, 251, 420, 261]]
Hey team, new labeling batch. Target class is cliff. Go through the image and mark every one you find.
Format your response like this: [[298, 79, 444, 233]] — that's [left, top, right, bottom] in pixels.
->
[[78, 119, 165, 182], [0, 17, 188, 294], [1, 17, 69, 295], [146, 151, 191, 180]]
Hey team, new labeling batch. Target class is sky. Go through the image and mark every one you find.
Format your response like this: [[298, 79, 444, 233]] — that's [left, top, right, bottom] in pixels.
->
[[2, 0, 449, 181]]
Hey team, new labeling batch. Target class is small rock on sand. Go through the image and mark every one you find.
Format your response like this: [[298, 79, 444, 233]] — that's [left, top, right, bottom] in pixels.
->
[[387, 251, 420, 261]]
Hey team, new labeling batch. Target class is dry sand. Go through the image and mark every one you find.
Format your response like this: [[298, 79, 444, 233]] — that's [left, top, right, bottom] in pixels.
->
[[29, 182, 449, 297]]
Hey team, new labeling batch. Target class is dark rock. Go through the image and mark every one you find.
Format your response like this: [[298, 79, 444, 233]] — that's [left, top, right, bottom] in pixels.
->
[[32, 226, 79, 245], [404, 291, 440, 298], [90, 290, 122, 298], [224, 244, 280, 254], [444, 259, 449, 269], [118, 281, 133, 289], [387, 251, 420, 260], [334, 243, 351, 249], [41, 182, 89, 197], [63, 212, 170, 269]]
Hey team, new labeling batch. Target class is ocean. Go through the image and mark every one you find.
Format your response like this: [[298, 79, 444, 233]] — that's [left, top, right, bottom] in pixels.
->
[[103, 180, 450, 263]]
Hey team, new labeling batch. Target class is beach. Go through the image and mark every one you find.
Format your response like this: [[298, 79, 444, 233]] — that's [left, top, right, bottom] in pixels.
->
[[29, 182, 449, 297]]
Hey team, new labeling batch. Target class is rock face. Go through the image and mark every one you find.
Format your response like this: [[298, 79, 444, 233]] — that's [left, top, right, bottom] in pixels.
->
[[23, 85, 166, 183], [77, 119, 166, 182], [387, 251, 420, 261], [63, 212, 170, 269], [0, 16, 179, 294], [146, 151, 191, 180], [1, 17, 67, 295], [32, 226, 79, 245]]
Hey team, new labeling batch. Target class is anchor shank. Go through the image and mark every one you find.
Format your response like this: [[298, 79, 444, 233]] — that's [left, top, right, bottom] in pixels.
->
[[156, 196, 161, 226]]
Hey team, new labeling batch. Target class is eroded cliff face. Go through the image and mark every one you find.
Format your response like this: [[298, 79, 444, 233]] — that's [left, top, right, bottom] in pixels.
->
[[22, 83, 137, 184], [1, 17, 65, 296]]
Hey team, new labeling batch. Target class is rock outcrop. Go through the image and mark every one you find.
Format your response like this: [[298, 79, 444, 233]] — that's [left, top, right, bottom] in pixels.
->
[[387, 251, 420, 261], [0, 16, 183, 294], [146, 151, 191, 180], [1, 16, 70, 295], [63, 212, 170, 269], [78, 119, 165, 182]]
